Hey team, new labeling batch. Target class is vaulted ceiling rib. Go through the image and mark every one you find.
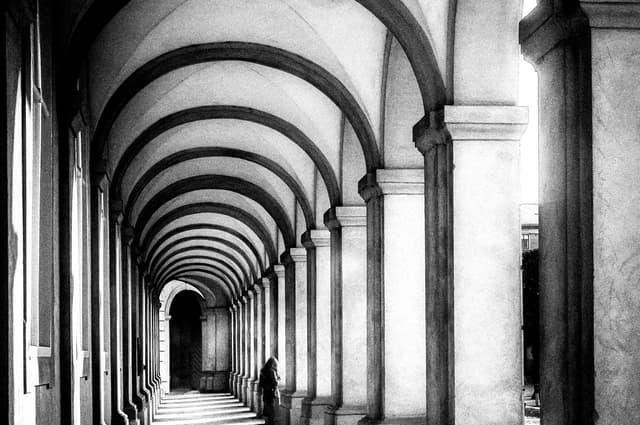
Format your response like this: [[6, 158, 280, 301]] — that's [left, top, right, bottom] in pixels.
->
[[74, 0, 447, 301]]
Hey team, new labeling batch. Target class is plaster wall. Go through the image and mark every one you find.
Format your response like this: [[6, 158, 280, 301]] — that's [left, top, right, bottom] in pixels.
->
[[383, 38, 423, 169], [592, 28, 640, 425], [453, 0, 521, 104], [341, 121, 366, 205]]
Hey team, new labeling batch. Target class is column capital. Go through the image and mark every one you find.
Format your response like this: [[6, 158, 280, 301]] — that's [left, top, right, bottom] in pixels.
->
[[122, 225, 135, 246], [260, 277, 271, 289], [359, 169, 424, 199], [240, 295, 248, 305], [379, 169, 426, 195], [281, 248, 307, 265], [357, 171, 382, 202], [324, 206, 367, 229], [110, 199, 124, 224], [253, 284, 263, 295], [413, 109, 450, 155], [520, 4, 589, 65], [581, 1, 640, 29], [90, 159, 111, 189], [273, 264, 286, 279], [301, 229, 331, 248], [444, 105, 528, 141]]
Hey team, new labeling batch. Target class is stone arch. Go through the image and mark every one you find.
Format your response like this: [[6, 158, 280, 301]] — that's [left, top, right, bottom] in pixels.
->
[[123, 147, 314, 229], [145, 224, 266, 273], [139, 203, 278, 265], [132, 175, 297, 247]]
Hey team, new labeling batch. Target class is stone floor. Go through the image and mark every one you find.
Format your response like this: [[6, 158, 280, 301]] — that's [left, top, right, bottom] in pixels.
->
[[152, 392, 265, 424]]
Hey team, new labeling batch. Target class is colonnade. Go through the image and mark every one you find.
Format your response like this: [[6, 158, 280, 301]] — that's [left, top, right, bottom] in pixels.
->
[[223, 103, 527, 424]]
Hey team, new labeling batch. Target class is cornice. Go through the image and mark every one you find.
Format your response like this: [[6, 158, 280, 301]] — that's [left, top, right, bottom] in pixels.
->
[[444, 106, 528, 141]]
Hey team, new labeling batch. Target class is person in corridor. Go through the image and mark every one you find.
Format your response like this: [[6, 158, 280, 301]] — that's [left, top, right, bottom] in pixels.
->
[[259, 357, 280, 425]]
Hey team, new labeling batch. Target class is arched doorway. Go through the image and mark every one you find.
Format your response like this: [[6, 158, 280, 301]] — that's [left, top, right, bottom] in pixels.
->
[[169, 291, 203, 391]]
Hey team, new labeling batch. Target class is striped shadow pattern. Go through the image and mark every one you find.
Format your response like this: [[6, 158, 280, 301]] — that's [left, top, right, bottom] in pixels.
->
[[153, 392, 265, 425]]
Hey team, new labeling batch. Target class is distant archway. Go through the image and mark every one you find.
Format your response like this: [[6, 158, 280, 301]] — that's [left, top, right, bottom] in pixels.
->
[[168, 291, 204, 391]]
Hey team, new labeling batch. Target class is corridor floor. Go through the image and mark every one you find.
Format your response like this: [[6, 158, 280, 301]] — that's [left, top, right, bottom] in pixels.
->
[[152, 392, 265, 425]]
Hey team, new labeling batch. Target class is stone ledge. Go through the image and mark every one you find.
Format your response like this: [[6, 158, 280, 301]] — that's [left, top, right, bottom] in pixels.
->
[[357, 416, 427, 425], [445, 105, 528, 141], [375, 169, 424, 195], [581, 1, 640, 29]]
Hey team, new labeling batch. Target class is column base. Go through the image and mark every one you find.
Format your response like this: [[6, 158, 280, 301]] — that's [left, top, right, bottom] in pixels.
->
[[325, 405, 367, 425], [249, 379, 259, 411], [281, 391, 307, 425], [301, 397, 332, 425], [357, 416, 426, 425], [240, 377, 249, 403]]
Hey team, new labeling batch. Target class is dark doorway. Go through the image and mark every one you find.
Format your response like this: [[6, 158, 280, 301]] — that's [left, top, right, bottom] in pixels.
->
[[169, 291, 203, 391]]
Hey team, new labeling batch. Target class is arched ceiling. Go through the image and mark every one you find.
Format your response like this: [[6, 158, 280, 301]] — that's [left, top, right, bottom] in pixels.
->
[[73, 0, 447, 305]]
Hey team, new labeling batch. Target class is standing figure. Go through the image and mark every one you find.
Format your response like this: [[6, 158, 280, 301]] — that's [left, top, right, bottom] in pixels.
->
[[259, 357, 280, 425]]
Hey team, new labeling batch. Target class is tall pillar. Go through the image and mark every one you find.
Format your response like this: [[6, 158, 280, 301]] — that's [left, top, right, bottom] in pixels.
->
[[235, 300, 243, 398], [586, 14, 640, 404], [252, 285, 265, 412], [90, 174, 108, 425], [248, 288, 258, 410], [234, 302, 241, 396], [301, 229, 332, 425], [229, 305, 236, 393], [527, 2, 640, 423], [261, 277, 273, 361], [521, 4, 595, 423], [242, 295, 251, 403], [159, 304, 170, 395], [413, 112, 454, 425], [274, 264, 287, 388], [444, 105, 527, 424], [359, 169, 426, 423], [324, 207, 368, 425], [281, 248, 309, 424], [120, 227, 139, 422], [108, 209, 129, 425], [131, 257, 147, 421]]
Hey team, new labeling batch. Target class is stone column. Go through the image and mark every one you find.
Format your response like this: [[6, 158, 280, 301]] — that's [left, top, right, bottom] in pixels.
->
[[235, 302, 241, 396], [261, 277, 273, 361], [229, 305, 236, 393], [248, 288, 258, 410], [274, 264, 287, 387], [443, 105, 527, 424], [108, 208, 129, 425], [281, 248, 309, 424], [240, 296, 249, 403], [520, 6, 594, 423], [301, 229, 332, 425], [90, 174, 108, 425], [324, 207, 368, 425], [120, 227, 139, 421], [252, 285, 264, 412], [359, 169, 426, 423], [131, 258, 147, 420], [235, 301, 243, 398]]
